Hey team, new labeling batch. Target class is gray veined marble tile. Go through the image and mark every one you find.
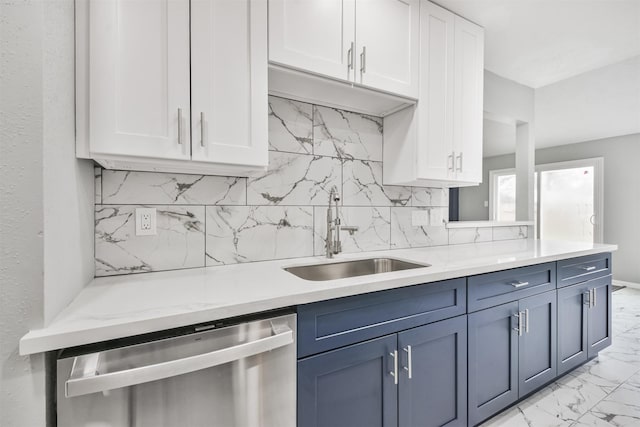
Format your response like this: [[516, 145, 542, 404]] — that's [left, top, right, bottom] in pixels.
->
[[94, 166, 102, 204], [313, 206, 391, 255], [268, 96, 313, 154], [411, 187, 449, 207], [95, 205, 205, 277], [247, 151, 341, 206], [205, 206, 314, 266], [493, 225, 529, 241], [313, 105, 383, 161], [588, 383, 640, 426], [101, 170, 246, 205], [342, 160, 412, 206], [448, 227, 493, 245], [390, 207, 449, 249]]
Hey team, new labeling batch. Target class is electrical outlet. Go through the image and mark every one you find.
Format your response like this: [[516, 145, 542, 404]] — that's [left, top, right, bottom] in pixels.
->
[[411, 210, 430, 226], [484, 200, 489, 208], [135, 208, 157, 236]]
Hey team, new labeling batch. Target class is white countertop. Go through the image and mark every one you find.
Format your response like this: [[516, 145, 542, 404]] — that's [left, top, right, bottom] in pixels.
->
[[20, 239, 617, 355], [445, 220, 534, 228]]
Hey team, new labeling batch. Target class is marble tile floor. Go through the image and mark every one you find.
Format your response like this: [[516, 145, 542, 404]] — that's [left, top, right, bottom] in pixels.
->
[[482, 286, 640, 427]]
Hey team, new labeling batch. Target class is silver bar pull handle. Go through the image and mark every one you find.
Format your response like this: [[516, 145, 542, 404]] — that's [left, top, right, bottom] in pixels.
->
[[593, 288, 597, 308], [448, 152, 455, 171], [510, 281, 530, 288], [403, 346, 412, 379], [347, 41, 354, 70], [65, 324, 293, 398], [584, 291, 591, 307], [360, 46, 366, 73], [579, 265, 597, 271], [513, 312, 523, 336], [200, 112, 206, 147], [456, 152, 463, 172], [525, 308, 530, 333], [177, 108, 183, 145], [389, 350, 398, 385]]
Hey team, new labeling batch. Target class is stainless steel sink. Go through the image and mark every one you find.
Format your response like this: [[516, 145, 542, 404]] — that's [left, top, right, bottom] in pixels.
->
[[284, 258, 430, 281]]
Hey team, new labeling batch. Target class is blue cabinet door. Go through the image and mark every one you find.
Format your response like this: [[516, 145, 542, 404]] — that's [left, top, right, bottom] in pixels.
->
[[557, 281, 590, 375], [398, 316, 467, 427], [468, 301, 519, 426], [298, 334, 398, 427], [518, 291, 557, 397], [588, 276, 612, 357]]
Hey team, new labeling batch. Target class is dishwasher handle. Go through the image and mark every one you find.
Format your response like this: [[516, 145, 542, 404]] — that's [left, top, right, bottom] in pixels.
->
[[65, 323, 293, 398]]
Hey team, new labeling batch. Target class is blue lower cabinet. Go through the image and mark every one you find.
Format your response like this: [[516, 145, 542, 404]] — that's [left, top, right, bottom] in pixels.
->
[[468, 301, 519, 426], [398, 316, 467, 427], [518, 291, 557, 396], [588, 277, 612, 357], [298, 334, 398, 427]]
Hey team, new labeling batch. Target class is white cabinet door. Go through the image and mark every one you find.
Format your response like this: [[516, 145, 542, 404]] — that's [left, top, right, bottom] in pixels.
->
[[416, 1, 455, 181], [453, 16, 484, 183], [355, 0, 419, 98], [191, 0, 268, 167], [269, 0, 355, 82], [88, 0, 190, 160]]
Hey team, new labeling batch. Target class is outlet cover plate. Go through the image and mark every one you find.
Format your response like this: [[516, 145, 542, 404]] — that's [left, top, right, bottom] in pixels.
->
[[135, 208, 157, 236]]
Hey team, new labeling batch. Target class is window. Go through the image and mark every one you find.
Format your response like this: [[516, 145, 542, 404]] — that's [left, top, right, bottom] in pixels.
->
[[489, 158, 603, 243]]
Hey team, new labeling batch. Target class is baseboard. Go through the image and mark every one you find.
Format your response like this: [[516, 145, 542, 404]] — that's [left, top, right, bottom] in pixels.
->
[[613, 279, 640, 290]]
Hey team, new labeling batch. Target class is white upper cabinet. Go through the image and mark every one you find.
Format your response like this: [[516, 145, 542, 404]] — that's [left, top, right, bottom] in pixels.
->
[[355, 0, 419, 98], [86, 0, 191, 160], [77, 0, 268, 175], [383, 0, 485, 187], [268, 0, 419, 113], [191, 0, 268, 167], [268, 0, 355, 82], [453, 15, 484, 183]]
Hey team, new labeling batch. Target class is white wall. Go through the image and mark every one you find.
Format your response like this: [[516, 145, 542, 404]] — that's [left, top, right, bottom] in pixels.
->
[[1, 0, 94, 425], [0, 2, 47, 424], [460, 133, 640, 284], [483, 70, 534, 123], [42, 0, 95, 324], [536, 56, 640, 148]]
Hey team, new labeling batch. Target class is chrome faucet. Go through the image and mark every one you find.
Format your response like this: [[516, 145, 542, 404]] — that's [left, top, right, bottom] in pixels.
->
[[326, 186, 359, 258]]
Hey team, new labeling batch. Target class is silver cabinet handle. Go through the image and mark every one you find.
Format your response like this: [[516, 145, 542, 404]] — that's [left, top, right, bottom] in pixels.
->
[[200, 112, 206, 147], [579, 266, 597, 271], [347, 41, 354, 70], [389, 350, 398, 385], [456, 152, 463, 172], [592, 288, 597, 308], [584, 291, 591, 307], [403, 346, 412, 379], [525, 308, 530, 333], [510, 281, 530, 288], [360, 46, 366, 73], [513, 312, 523, 337], [65, 324, 293, 398], [448, 151, 455, 171], [177, 108, 183, 145]]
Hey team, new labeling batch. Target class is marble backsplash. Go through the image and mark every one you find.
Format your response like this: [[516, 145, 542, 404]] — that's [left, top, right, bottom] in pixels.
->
[[94, 96, 526, 277]]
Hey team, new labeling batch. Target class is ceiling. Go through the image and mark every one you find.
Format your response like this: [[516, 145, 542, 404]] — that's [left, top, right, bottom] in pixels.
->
[[435, 0, 640, 88]]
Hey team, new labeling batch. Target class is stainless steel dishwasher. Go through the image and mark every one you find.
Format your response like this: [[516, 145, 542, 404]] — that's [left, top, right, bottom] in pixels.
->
[[56, 312, 296, 427]]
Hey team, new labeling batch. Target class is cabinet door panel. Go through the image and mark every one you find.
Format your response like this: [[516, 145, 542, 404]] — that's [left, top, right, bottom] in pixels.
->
[[518, 291, 557, 397], [416, 1, 455, 181], [588, 276, 612, 357], [298, 335, 398, 427], [468, 301, 519, 426], [269, 0, 355, 81], [191, 0, 268, 167], [398, 316, 467, 427], [355, 0, 419, 97], [557, 282, 590, 375], [452, 16, 484, 183], [89, 0, 190, 160]]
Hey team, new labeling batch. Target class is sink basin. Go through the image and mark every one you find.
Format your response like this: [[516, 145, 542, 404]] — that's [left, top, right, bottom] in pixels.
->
[[284, 258, 430, 281]]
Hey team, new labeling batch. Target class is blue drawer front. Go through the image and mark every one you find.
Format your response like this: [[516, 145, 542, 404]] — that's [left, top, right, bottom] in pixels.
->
[[468, 262, 556, 312], [557, 253, 611, 288], [297, 278, 466, 358]]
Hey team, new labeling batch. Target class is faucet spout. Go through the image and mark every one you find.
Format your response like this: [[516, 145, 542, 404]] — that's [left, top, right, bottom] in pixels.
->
[[325, 187, 359, 258]]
